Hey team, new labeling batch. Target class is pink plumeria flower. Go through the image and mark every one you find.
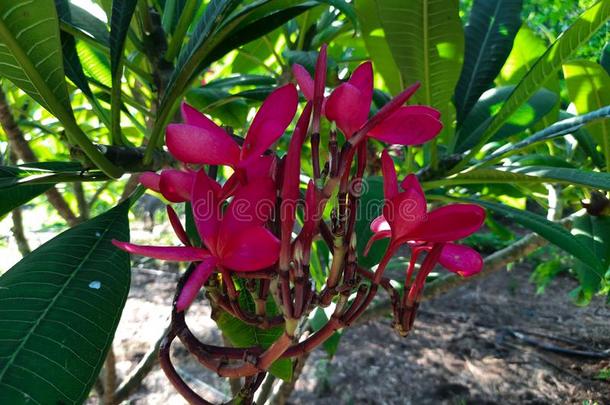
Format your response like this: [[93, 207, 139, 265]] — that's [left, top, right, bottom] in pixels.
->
[[292, 47, 443, 145], [366, 150, 485, 278], [166, 84, 298, 175], [113, 170, 279, 311]]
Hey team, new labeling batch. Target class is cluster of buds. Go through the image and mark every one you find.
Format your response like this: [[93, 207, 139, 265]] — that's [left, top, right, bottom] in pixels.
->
[[112, 45, 485, 404]]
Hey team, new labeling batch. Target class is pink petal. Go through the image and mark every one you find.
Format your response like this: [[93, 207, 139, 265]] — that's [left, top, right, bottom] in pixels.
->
[[313, 44, 328, 132], [241, 84, 298, 161], [364, 229, 391, 256], [139, 172, 161, 192], [292, 64, 314, 100], [383, 188, 427, 242], [348, 62, 373, 101], [381, 150, 398, 200], [411, 204, 485, 242], [191, 169, 221, 251], [166, 123, 240, 166], [400, 174, 425, 201], [167, 205, 190, 246], [176, 258, 217, 311], [357, 82, 421, 137], [219, 226, 280, 271], [181, 102, 213, 128], [402, 105, 441, 119], [370, 215, 390, 233], [219, 179, 276, 246], [112, 240, 210, 261], [159, 169, 195, 202], [245, 155, 276, 180], [439, 243, 483, 276], [281, 102, 313, 244], [325, 83, 369, 138], [369, 107, 443, 145]]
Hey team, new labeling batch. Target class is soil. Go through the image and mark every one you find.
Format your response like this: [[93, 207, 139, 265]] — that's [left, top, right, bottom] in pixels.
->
[[102, 253, 610, 404]]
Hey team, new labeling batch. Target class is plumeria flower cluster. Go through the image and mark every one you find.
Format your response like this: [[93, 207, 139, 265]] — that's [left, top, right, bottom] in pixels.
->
[[112, 45, 485, 403]]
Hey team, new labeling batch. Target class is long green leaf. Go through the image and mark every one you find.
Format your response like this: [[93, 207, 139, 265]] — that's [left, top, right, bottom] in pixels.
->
[[355, 0, 402, 95], [427, 165, 610, 191], [109, 0, 138, 145], [355, 176, 388, 268], [376, 0, 464, 134], [482, 106, 610, 162], [459, 198, 604, 274], [461, 0, 610, 166], [0, 201, 131, 403], [563, 59, 610, 171], [0, 0, 71, 115], [455, 85, 558, 152], [454, 0, 522, 123], [58, 2, 110, 46], [601, 42, 610, 75]]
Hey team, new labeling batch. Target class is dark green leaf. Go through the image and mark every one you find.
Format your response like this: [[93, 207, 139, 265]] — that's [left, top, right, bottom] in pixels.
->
[[205, 74, 276, 89], [455, 0, 522, 123], [465, 1, 610, 159], [0, 201, 131, 403], [58, 2, 110, 46], [460, 198, 604, 274], [456, 86, 558, 152], [355, 176, 388, 268], [601, 42, 610, 76], [310, 307, 341, 357], [186, 88, 249, 129], [109, 0, 138, 77]]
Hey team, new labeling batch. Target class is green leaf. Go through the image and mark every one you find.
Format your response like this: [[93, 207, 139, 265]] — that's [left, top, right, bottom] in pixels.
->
[[481, 106, 610, 163], [109, 0, 137, 77], [205, 74, 276, 89], [454, 0, 522, 123], [376, 0, 464, 133], [600, 42, 610, 76], [464, 1, 610, 162], [58, 2, 110, 46], [456, 85, 558, 152], [429, 165, 610, 191], [460, 198, 605, 274], [355, 176, 388, 268], [0, 0, 71, 115], [0, 182, 51, 219], [216, 294, 292, 381], [0, 201, 131, 404], [318, 0, 359, 31], [309, 307, 341, 357], [496, 23, 547, 86], [186, 87, 249, 129], [563, 60, 610, 170]]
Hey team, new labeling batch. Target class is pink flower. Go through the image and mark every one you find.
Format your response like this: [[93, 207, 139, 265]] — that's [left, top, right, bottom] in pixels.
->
[[366, 150, 485, 279], [166, 84, 298, 172], [292, 49, 443, 145], [113, 170, 280, 311]]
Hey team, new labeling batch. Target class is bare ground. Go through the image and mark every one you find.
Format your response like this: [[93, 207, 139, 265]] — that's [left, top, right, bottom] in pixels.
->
[[103, 258, 610, 405]]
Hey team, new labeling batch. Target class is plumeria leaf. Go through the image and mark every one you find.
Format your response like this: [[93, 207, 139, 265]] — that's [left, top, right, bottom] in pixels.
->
[[0, 200, 131, 404]]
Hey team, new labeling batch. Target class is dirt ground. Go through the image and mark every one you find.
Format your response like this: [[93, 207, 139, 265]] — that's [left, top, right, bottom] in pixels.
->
[[103, 252, 610, 405]]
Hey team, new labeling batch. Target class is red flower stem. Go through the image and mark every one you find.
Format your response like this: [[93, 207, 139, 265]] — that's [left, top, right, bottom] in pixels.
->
[[339, 284, 369, 322], [279, 268, 295, 319], [158, 328, 210, 405], [318, 220, 334, 248], [311, 131, 321, 182], [329, 128, 339, 177]]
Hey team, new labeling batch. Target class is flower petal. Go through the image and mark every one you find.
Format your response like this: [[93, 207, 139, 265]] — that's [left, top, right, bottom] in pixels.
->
[[383, 188, 427, 242], [219, 178, 276, 246], [220, 226, 280, 271], [381, 150, 398, 200], [292, 64, 314, 100], [411, 204, 485, 242], [139, 172, 161, 192], [368, 107, 443, 145], [181, 102, 214, 128], [325, 83, 369, 137], [400, 174, 425, 201], [112, 240, 210, 261], [167, 205, 190, 246], [242, 84, 298, 161], [159, 169, 195, 202], [439, 243, 483, 276], [176, 258, 217, 311], [364, 229, 391, 256], [191, 169, 221, 250], [402, 105, 441, 119], [370, 215, 390, 233], [166, 123, 240, 166], [348, 62, 373, 100]]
